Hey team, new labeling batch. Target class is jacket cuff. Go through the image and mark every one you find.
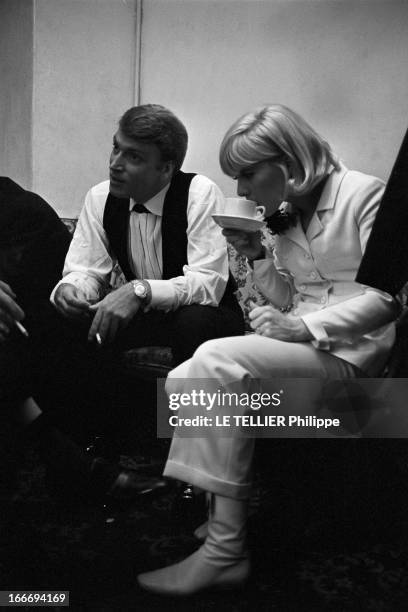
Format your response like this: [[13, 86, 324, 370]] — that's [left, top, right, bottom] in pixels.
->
[[301, 313, 330, 350]]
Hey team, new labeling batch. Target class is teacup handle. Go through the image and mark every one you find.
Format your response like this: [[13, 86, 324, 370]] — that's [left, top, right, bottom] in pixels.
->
[[255, 205, 266, 219]]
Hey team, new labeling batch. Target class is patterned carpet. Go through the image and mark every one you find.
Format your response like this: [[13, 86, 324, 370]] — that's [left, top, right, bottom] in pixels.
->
[[1, 439, 408, 611]]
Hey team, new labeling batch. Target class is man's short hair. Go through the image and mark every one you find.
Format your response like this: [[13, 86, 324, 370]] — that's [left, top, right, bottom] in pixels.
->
[[119, 104, 188, 172]]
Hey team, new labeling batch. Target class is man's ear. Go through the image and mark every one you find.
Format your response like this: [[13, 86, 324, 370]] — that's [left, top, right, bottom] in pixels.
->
[[161, 160, 176, 179]]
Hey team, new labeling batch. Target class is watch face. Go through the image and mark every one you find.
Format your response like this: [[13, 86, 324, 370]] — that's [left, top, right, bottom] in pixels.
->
[[135, 283, 147, 298]]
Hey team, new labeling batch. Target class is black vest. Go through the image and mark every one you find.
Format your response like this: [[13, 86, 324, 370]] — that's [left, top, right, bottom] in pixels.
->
[[103, 171, 237, 307], [103, 171, 194, 281]]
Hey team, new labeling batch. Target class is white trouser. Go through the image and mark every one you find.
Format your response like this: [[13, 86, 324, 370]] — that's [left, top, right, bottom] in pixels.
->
[[164, 335, 357, 499]]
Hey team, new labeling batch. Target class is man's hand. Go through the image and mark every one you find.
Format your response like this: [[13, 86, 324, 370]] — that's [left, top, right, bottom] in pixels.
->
[[54, 283, 91, 320], [249, 304, 312, 342], [0, 280, 25, 343], [87, 283, 141, 345], [222, 229, 264, 261]]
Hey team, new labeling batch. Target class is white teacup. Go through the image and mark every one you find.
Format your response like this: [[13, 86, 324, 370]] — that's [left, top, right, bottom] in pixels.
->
[[224, 198, 265, 220]]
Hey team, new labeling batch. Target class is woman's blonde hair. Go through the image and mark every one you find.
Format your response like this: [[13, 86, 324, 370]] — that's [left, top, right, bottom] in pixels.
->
[[219, 104, 339, 195]]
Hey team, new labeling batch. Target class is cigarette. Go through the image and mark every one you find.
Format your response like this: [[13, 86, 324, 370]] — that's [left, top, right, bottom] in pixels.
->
[[15, 320, 29, 338], [96, 332, 103, 345]]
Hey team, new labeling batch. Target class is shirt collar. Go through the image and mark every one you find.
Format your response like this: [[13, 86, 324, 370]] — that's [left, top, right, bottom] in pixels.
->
[[129, 182, 171, 216]]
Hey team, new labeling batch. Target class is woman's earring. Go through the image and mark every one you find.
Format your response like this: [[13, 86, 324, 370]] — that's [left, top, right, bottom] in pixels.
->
[[283, 177, 295, 202]]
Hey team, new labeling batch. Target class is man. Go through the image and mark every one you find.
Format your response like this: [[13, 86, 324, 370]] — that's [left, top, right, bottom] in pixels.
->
[[0, 177, 164, 501], [0, 176, 71, 410], [52, 104, 244, 365]]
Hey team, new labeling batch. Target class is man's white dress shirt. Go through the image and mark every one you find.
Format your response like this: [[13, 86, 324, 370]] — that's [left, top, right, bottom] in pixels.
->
[[52, 175, 229, 311]]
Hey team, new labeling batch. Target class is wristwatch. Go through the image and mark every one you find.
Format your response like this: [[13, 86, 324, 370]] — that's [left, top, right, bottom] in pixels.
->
[[131, 280, 151, 303]]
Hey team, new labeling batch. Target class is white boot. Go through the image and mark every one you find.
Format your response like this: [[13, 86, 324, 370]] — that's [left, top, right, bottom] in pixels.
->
[[194, 487, 260, 541], [137, 494, 250, 596], [193, 519, 209, 541], [193, 491, 211, 540]]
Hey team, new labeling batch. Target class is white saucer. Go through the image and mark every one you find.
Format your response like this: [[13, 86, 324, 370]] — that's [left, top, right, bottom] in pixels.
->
[[212, 214, 264, 232]]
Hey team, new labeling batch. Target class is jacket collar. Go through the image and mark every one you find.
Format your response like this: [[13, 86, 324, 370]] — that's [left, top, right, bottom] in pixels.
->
[[282, 162, 349, 250]]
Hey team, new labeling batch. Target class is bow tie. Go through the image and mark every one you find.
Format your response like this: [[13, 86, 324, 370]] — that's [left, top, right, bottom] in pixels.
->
[[132, 203, 150, 214]]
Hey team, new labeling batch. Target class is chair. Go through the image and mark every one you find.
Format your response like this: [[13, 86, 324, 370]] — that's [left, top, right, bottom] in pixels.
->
[[382, 301, 408, 377]]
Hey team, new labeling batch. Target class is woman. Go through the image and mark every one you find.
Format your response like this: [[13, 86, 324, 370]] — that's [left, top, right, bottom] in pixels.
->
[[137, 105, 397, 595]]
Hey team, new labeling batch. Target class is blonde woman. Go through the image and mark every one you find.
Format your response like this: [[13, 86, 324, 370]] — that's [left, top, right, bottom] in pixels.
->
[[137, 105, 397, 596]]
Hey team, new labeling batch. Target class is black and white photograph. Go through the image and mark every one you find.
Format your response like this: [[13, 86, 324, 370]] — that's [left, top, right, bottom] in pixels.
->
[[1, 0, 408, 610]]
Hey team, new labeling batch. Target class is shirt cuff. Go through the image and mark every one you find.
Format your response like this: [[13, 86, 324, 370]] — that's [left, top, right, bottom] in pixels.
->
[[147, 279, 177, 311], [50, 275, 102, 305], [301, 313, 330, 351]]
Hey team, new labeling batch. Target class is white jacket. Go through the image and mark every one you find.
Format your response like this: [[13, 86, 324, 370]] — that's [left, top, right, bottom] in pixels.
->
[[252, 163, 396, 376]]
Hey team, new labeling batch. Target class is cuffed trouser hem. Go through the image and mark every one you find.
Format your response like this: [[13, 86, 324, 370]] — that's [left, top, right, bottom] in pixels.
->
[[164, 459, 252, 500]]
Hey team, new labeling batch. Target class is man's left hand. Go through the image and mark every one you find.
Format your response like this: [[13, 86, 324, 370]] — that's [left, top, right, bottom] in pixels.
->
[[249, 304, 312, 342], [88, 283, 141, 344]]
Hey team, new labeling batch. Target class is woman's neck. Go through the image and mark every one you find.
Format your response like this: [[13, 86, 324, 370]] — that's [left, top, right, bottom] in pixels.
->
[[290, 176, 328, 214], [290, 176, 329, 233]]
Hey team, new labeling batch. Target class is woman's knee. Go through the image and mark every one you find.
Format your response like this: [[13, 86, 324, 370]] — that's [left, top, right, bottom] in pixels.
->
[[165, 358, 193, 395], [193, 335, 251, 362], [193, 337, 228, 362], [169, 339, 227, 384]]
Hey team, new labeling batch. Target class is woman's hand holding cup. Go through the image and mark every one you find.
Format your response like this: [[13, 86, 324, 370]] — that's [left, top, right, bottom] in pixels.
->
[[222, 228, 263, 260], [221, 198, 266, 260]]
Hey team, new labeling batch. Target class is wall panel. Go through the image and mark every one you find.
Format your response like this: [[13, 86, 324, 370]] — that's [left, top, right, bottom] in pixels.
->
[[0, 0, 33, 188], [141, 0, 408, 197], [33, 0, 138, 215]]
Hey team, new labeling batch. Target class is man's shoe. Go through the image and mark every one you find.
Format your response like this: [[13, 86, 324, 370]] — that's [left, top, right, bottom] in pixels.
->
[[90, 456, 170, 501], [106, 470, 170, 501]]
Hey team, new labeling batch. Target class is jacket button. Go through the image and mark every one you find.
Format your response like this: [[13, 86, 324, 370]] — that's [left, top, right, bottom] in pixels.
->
[[320, 296, 326, 303], [300, 284, 306, 291]]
